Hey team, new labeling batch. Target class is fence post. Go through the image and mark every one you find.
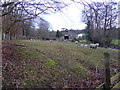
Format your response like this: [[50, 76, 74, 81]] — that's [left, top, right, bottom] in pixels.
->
[[104, 52, 111, 90]]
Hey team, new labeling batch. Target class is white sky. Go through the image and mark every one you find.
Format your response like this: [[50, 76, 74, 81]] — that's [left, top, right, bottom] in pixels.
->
[[2, 0, 119, 31], [43, 3, 86, 31], [42, 2, 85, 31], [40, 0, 120, 31]]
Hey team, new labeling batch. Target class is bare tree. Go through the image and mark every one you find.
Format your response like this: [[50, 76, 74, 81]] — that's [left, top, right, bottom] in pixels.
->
[[81, 1, 117, 47], [37, 18, 50, 39], [1, 1, 69, 40]]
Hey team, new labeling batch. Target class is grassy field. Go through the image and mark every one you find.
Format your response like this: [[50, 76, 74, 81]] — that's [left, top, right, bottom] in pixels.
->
[[2, 40, 119, 88]]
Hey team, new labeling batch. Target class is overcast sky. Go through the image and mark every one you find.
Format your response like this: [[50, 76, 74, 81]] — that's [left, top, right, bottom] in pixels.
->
[[42, 1, 86, 31], [39, 0, 120, 31], [1, 0, 119, 31]]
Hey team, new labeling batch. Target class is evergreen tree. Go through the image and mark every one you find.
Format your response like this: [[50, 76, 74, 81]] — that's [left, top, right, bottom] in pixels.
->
[[56, 30, 62, 38]]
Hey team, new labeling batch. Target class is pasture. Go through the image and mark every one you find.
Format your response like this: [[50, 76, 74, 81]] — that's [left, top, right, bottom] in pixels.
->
[[2, 40, 119, 88], [110, 40, 120, 46]]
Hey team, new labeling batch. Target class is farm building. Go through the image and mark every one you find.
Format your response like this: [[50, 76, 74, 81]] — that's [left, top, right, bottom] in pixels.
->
[[60, 29, 87, 40], [64, 34, 69, 39], [77, 33, 87, 39]]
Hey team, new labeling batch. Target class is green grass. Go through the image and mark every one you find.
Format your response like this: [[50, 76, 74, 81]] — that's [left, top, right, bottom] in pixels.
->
[[111, 40, 120, 46], [112, 82, 120, 89], [97, 47, 120, 52], [11, 40, 118, 88], [79, 40, 87, 42], [45, 59, 58, 68], [111, 72, 120, 84]]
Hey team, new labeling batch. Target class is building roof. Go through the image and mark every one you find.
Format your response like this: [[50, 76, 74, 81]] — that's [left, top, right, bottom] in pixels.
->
[[64, 34, 69, 36]]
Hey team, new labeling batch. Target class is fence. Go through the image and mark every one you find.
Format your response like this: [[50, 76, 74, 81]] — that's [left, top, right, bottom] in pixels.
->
[[96, 53, 120, 89]]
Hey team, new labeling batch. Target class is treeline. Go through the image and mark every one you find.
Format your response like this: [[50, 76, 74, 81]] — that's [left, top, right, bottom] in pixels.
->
[[81, 1, 118, 47], [2, 17, 57, 40], [1, 1, 119, 45], [1, 1, 68, 40]]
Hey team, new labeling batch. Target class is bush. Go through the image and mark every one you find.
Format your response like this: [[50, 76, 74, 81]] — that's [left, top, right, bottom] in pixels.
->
[[110, 40, 120, 46]]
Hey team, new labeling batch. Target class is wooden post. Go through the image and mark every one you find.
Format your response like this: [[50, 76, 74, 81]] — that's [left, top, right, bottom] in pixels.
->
[[104, 53, 111, 90]]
